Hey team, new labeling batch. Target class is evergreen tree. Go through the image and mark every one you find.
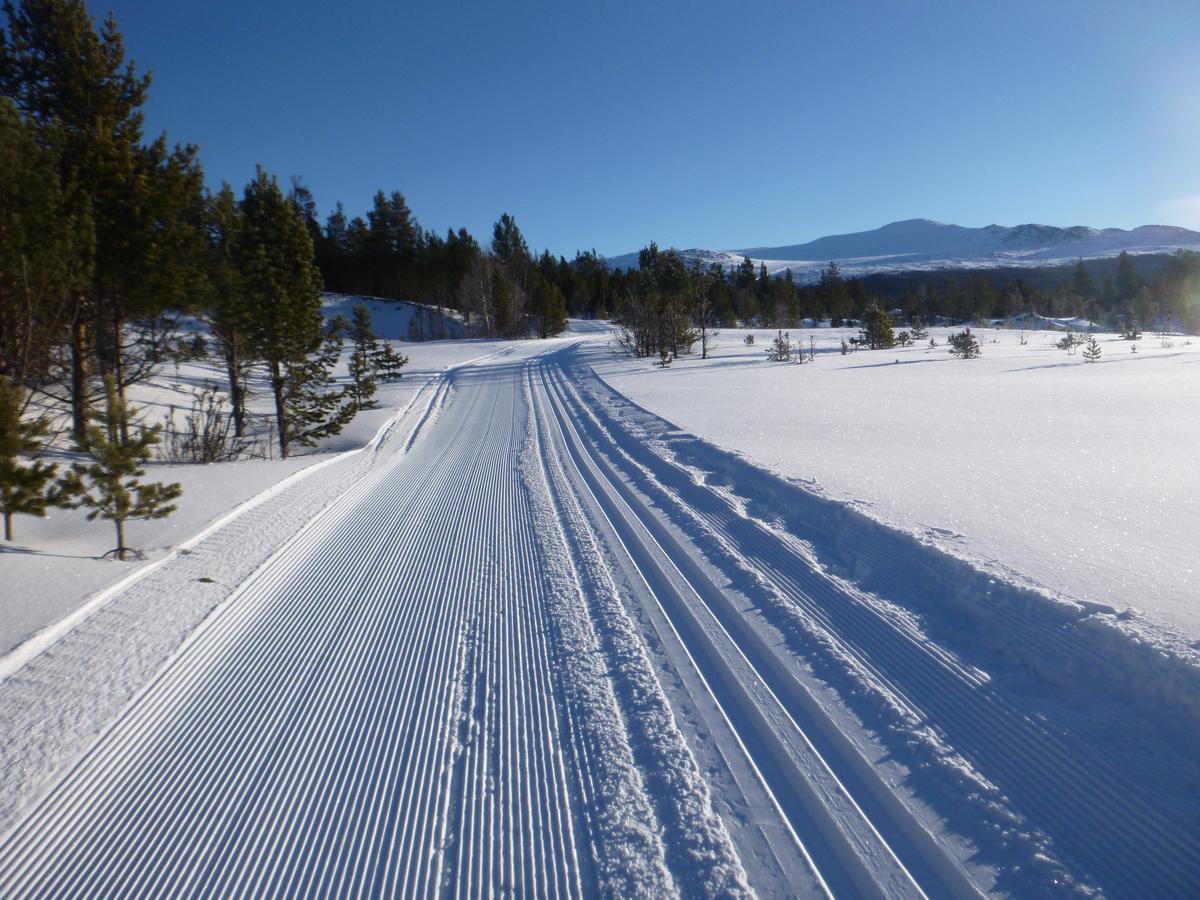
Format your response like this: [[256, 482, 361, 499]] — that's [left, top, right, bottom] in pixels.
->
[[948, 327, 981, 359], [766, 330, 792, 362], [346, 303, 409, 404], [530, 275, 567, 338], [0, 98, 92, 391], [859, 305, 896, 349], [203, 183, 252, 435], [491, 213, 530, 286], [58, 375, 181, 560], [346, 307, 378, 408], [1082, 335, 1101, 363], [279, 319, 357, 450], [2, 1, 208, 438], [236, 167, 353, 457], [0, 376, 66, 540]]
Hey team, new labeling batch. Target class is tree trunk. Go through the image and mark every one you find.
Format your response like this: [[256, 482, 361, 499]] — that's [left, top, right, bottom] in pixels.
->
[[70, 301, 90, 441], [223, 339, 246, 437], [111, 300, 129, 443], [115, 517, 126, 561], [4, 510, 12, 542], [270, 358, 289, 459]]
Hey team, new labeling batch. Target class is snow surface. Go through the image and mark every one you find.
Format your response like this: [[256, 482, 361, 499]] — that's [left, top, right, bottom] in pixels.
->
[[2, 321, 1198, 897], [595, 325, 1200, 649], [1, 331, 515, 656]]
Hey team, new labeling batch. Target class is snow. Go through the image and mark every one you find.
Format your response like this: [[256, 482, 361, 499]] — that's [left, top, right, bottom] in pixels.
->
[[3, 321, 1199, 897], [594, 326, 1200, 649], [1, 332, 518, 657], [320, 293, 466, 340]]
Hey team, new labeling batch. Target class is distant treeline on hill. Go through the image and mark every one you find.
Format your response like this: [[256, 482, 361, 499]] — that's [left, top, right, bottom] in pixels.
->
[[302, 189, 1200, 337]]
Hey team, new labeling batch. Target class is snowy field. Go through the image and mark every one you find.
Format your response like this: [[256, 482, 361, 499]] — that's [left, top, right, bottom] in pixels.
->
[[595, 325, 1200, 650], [2, 319, 1198, 897]]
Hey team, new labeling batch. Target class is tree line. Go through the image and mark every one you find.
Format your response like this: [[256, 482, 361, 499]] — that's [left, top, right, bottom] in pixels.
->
[[604, 243, 1200, 362], [0, 1, 403, 555]]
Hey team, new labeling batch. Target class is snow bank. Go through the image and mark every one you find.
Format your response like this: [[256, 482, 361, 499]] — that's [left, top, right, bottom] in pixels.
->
[[594, 326, 1200, 649]]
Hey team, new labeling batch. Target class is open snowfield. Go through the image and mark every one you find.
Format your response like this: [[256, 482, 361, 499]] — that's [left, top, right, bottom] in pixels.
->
[[2, 320, 1198, 897], [596, 325, 1200, 650]]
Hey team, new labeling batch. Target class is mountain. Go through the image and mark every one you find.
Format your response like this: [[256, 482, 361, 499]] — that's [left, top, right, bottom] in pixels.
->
[[607, 219, 1200, 281]]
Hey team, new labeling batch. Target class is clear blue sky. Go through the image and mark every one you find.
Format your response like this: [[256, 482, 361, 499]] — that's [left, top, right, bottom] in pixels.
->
[[105, 0, 1199, 257]]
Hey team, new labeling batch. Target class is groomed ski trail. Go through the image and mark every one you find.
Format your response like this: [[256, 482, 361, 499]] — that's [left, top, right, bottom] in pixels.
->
[[0, 352, 678, 897], [3, 333, 1196, 898]]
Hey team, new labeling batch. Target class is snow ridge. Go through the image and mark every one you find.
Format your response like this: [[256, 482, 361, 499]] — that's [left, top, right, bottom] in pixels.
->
[[523, 362, 751, 897]]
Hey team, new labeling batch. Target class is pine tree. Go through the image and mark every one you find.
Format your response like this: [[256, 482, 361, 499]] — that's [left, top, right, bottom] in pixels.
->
[[766, 330, 792, 362], [910, 316, 928, 339], [531, 276, 567, 338], [2, 1, 207, 436], [278, 320, 357, 450], [859, 305, 896, 349], [0, 376, 66, 540], [1082, 336, 1102, 363], [346, 307, 378, 408], [0, 99, 92, 391], [236, 167, 354, 457], [346, 303, 409, 403], [948, 327, 981, 359], [204, 183, 252, 435], [58, 376, 181, 560]]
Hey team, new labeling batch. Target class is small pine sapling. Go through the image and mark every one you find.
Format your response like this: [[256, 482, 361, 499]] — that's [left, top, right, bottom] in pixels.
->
[[1082, 336, 1102, 363], [59, 377, 182, 560], [743, 333, 755, 346], [911, 317, 928, 339], [655, 348, 672, 367], [766, 330, 792, 362], [948, 328, 981, 359]]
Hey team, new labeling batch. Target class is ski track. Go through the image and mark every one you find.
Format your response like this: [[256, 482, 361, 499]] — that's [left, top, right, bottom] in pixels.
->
[[2, 335, 1197, 898], [554, 341, 1200, 899], [0, 358, 598, 897]]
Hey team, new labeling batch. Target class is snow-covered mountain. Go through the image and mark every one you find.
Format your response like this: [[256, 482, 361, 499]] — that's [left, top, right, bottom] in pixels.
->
[[607, 218, 1200, 281]]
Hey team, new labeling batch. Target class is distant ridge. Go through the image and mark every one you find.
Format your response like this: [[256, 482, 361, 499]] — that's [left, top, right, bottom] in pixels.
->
[[606, 219, 1200, 281]]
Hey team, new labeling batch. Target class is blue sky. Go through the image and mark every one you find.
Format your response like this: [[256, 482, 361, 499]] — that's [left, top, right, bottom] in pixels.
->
[[106, 0, 1199, 257]]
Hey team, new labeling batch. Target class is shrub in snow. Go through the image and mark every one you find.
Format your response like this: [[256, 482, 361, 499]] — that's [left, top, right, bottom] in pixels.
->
[[743, 333, 755, 346], [948, 328, 981, 359], [911, 317, 928, 339], [766, 330, 793, 362], [1055, 333, 1085, 355], [896, 330, 913, 347], [1082, 336, 1102, 363], [655, 348, 672, 368], [162, 385, 253, 464]]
